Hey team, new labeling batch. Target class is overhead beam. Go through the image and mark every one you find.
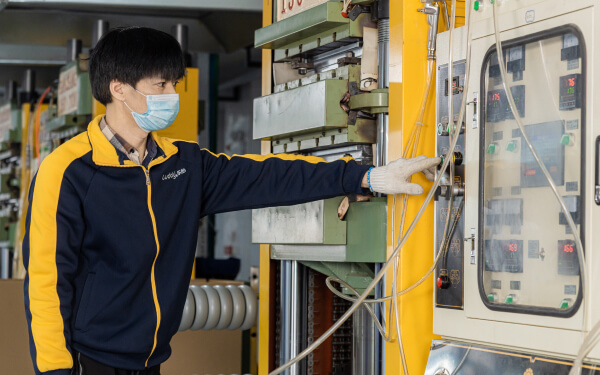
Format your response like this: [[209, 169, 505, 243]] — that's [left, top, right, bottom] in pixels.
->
[[6, 0, 262, 13], [0, 44, 82, 65]]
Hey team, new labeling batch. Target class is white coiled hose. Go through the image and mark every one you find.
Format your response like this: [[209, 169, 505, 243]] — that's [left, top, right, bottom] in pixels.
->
[[178, 284, 258, 331]]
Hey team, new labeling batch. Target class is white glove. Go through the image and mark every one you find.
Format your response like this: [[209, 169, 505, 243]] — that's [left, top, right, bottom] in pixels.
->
[[369, 155, 441, 195]]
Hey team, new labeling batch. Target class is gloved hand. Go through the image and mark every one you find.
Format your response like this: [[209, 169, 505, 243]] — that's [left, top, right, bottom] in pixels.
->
[[367, 155, 441, 195]]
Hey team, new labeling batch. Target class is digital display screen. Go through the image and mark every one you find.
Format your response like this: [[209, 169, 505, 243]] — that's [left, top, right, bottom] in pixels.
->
[[445, 76, 460, 96], [520, 121, 565, 188], [559, 74, 581, 110], [484, 239, 524, 273], [486, 89, 507, 123], [505, 85, 526, 120], [486, 86, 525, 123], [558, 240, 579, 275]]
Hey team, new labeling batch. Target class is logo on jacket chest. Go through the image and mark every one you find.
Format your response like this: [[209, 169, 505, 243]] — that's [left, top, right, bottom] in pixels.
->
[[162, 168, 187, 181]]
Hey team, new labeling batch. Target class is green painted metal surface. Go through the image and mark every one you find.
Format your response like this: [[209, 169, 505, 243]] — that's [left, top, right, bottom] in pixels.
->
[[345, 197, 387, 263], [255, 2, 348, 50], [45, 114, 89, 133], [348, 89, 389, 114], [323, 197, 347, 244], [272, 12, 369, 61], [300, 260, 375, 294]]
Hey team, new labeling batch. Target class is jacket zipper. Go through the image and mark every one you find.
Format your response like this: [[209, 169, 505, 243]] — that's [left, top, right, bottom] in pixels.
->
[[143, 166, 162, 367]]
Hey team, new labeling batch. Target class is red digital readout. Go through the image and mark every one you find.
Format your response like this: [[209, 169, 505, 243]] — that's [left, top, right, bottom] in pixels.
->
[[568, 77, 576, 87], [525, 169, 537, 176], [564, 244, 574, 253], [490, 93, 501, 101], [508, 243, 518, 252]]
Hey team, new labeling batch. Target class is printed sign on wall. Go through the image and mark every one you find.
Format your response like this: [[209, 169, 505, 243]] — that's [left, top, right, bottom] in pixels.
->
[[0, 104, 12, 142], [58, 65, 79, 117]]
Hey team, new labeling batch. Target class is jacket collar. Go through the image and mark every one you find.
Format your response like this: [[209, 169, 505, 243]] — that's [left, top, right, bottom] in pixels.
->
[[87, 115, 179, 167]]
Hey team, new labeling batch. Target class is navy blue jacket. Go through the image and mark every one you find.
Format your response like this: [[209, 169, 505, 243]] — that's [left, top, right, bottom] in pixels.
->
[[23, 115, 371, 374]]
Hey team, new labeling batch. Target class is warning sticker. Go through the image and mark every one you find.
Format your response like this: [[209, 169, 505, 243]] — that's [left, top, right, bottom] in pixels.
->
[[0, 103, 12, 142], [58, 65, 79, 116]]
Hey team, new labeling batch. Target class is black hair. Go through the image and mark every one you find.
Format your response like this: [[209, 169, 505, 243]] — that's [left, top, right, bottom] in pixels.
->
[[88, 26, 186, 105]]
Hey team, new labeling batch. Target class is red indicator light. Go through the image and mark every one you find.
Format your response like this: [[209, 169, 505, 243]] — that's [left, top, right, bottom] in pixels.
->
[[564, 244, 574, 253], [568, 77, 576, 87], [525, 169, 537, 176], [508, 244, 518, 252]]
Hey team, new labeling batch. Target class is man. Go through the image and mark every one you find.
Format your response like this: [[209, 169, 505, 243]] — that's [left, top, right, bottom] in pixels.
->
[[23, 27, 439, 375]]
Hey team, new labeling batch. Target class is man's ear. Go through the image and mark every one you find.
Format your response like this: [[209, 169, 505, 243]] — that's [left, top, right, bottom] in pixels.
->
[[109, 80, 126, 102]]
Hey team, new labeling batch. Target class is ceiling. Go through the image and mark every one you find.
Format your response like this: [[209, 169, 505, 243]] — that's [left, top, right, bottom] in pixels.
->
[[0, 0, 263, 95]]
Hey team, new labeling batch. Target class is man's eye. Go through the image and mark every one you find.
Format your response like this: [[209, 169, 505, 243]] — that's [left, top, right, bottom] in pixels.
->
[[173, 81, 179, 87], [157, 82, 166, 88]]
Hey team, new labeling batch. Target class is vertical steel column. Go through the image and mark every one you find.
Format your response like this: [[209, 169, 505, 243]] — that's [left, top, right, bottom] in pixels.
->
[[352, 305, 376, 374], [376, 0, 390, 167], [91, 19, 109, 49], [373, 263, 385, 375], [1, 247, 9, 279], [279, 260, 306, 375]]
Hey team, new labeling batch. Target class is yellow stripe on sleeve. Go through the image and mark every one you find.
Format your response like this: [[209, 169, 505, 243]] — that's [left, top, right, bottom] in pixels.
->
[[28, 133, 91, 372], [201, 148, 354, 164]]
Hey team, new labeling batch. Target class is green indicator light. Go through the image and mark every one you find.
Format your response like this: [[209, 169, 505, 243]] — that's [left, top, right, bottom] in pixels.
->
[[474, 1, 480, 10], [505, 295, 514, 304], [506, 141, 517, 152], [487, 143, 496, 154], [560, 298, 571, 309], [487, 293, 495, 302], [561, 134, 571, 146]]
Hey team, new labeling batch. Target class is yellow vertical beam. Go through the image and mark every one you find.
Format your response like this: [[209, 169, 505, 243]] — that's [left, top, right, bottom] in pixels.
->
[[258, 1, 273, 374], [386, 1, 465, 374], [157, 67, 199, 142], [385, 1, 438, 374]]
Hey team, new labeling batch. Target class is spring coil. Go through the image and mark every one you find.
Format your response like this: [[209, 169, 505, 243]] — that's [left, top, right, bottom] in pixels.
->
[[178, 284, 257, 331]]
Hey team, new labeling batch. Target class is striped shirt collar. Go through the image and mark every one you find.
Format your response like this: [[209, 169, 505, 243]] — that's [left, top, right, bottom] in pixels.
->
[[98, 116, 157, 167]]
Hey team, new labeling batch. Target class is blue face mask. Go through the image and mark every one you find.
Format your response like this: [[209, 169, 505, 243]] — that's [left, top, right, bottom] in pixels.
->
[[124, 85, 180, 132]]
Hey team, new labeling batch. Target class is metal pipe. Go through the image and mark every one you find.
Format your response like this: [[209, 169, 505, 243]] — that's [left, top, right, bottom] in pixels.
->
[[418, 2, 440, 59], [352, 305, 376, 374], [19, 69, 36, 105], [91, 19, 109, 49], [22, 69, 35, 94], [373, 263, 384, 375], [280, 260, 306, 375], [66, 39, 82, 63], [171, 24, 189, 53], [5, 80, 17, 101], [1, 248, 10, 279], [376, 0, 390, 167], [280, 261, 292, 374], [289, 261, 299, 375]]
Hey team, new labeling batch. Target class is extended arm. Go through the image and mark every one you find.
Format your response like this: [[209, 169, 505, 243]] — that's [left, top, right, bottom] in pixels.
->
[[199, 151, 371, 216]]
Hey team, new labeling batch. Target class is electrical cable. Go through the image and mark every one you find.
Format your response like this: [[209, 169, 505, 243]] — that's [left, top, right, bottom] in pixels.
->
[[450, 347, 470, 375], [488, 3, 587, 373], [325, 277, 393, 342], [34, 87, 51, 159], [269, 9, 473, 371]]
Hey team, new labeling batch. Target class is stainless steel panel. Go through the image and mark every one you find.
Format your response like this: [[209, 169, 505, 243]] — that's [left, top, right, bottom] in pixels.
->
[[253, 79, 348, 140], [252, 201, 324, 244]]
